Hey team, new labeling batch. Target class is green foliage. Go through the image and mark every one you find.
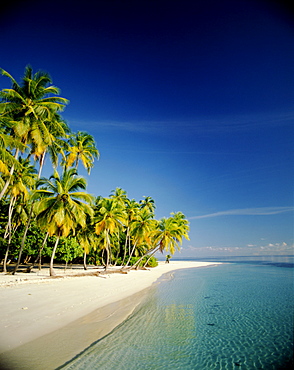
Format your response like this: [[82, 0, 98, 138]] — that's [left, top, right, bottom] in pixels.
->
[[129, 255, 158, 268], [0, 225, 23, 260], [0, 66, 190, 272], [55, 236, 83, 263], [115, 257, 123, 266], [23, 225, 47, 258], [64, 131, 99, 174], [146, 256, 158, 267], [34, 168, 94, 238]]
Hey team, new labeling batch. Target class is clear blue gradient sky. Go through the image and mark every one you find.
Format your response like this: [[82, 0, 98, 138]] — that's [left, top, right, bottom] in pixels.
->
[[1, 0, 293, 257]]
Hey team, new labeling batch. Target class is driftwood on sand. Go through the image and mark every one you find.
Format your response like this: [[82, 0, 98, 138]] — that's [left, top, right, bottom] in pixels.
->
[[49, 269, 129, 278]]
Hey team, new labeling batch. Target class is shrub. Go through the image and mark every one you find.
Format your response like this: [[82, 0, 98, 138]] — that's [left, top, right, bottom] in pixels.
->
[[146, 256, 158, 267], [129, 255, 158, 267]]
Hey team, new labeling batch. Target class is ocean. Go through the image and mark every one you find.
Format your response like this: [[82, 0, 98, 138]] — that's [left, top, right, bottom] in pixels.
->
[[60, 256, 294, 370]]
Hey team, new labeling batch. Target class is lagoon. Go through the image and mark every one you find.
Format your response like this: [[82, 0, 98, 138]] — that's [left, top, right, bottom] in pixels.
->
[[61, 257, 294, 369]]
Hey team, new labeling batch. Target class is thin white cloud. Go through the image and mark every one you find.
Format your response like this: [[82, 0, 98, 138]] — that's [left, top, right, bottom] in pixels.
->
[[189, 206, 294, 220], [69, 111, 294, 136], [183, 242, 294, 254]]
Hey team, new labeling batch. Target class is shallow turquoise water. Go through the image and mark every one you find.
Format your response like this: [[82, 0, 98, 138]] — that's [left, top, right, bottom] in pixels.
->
[[60, 261, 294, 370]]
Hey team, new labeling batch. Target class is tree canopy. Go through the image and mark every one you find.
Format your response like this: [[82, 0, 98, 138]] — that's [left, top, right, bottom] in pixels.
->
[[0, 66, 190, 275]]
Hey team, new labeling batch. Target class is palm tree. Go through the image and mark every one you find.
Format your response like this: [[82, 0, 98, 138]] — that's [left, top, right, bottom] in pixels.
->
[[15, 132, 71, 269], [0, 118, 26, 178], [30, 115, 70, 178], [3, 158, 37, 273], [1, 196, 30, 272], [46, 135, 69, 173], [33, 168, 94, 276], [0, 66, 69, 199], [140, 196, 156, 213], [64, 131, 99, 174], [170, 211, 190, 240], [94, 198, 126, 271], [1, 66, 70, 270], [110, 187, 127, 207], [154, 213, 189, 254], [133, 212, 190, 269], [109, 188, 128, 263], [124, 207, 157, 268], [122, 198, 140, 265], [25, 231, 50, 273], [76, 220, 97, 270]]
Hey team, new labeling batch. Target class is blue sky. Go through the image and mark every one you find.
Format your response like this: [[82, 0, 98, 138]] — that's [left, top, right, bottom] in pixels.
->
[[1, 0, 293, 257]]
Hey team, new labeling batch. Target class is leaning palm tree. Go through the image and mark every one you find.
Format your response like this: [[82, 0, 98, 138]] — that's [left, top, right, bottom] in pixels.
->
[[64, 131, 99, 174], [0, 66, 69, 199], [124, 207, 158, 268], [33, 168, 94, 276], [132, 212, 190, 269], [154, 214, 189, 254]]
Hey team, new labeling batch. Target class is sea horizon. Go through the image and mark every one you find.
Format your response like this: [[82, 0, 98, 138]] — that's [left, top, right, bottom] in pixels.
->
[[168, 255, 294, 268]]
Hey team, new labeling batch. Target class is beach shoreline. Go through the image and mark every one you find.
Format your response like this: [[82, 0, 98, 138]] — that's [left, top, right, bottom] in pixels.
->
[[0, 261, 220, 369]]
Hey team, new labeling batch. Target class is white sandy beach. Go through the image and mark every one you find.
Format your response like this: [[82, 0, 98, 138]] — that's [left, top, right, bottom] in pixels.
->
[[0, 261, 219, 369]]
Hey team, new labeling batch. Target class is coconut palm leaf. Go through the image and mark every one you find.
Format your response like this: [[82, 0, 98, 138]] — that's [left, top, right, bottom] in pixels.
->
[[34, 169, 94, 275]]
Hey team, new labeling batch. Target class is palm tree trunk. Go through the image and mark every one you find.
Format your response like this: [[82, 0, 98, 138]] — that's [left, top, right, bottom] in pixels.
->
[[2, 197, 16, 273], [3, 227, 19, 273], [12, 205, 34, 275], [12, 163, 42, 273], [0, 168, 13, 200], [16, 150, 45, 274], [38, 150, 46, 179], [143, 249, 158, 268], [0, 149, 19, 200], [38, 246, 43, 270], [132, 246, 159, 270], [101, 249, 105, 267], [124, 240, 138, 267], [2, 238, 13, 273], [105, 247, 109, 271], [121, 228, 129, 265], [83, 251, 87, 270], [4, 196, 16, 239], [2, 242, 10, 273], [113, 240, 121, 266], [128, 232, 131, 257], [104, 230, 111, 271], [50, 235, 60, 276]]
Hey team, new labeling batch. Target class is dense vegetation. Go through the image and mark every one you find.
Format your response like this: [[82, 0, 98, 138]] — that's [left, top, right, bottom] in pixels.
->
[[0, 66, 190, 276]]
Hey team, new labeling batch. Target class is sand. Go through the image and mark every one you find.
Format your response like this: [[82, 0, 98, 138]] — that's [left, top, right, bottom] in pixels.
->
[[0, 261, 219, 369]]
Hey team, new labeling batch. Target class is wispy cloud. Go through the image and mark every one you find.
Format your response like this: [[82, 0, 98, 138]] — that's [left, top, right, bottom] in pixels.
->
[[182, 242, 294, 255], [70, 111, 294, 136], [189, 207, 294, 220]]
